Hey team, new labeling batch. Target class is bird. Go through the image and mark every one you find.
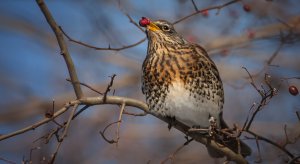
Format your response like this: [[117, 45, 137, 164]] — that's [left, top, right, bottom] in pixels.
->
[[140, 17, 251, 158]]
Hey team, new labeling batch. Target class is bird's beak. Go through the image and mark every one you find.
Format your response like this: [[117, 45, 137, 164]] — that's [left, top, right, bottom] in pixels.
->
[[147, 22, 160, 32]]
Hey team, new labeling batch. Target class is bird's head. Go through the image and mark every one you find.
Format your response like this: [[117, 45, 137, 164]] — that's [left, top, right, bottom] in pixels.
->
[[139, 17, 187, 45]]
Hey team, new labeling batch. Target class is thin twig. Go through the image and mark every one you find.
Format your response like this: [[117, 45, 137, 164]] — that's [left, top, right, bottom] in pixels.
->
[[296, 111, 300, 121], [66, 78, 103, 95], [241, 102, 256, 132], [33, 127, 59, 144], [242, 67, 263, 96], [103, 74, 116, 102], [99, 121, 120, 144], [60, 26, 146, 51], [281, 77, 300, 80], [241, 68, 277, 131], [45, 99, 55, 118], [245, 91, 270, 131], [173, 0, 241, 24], [49, 104, 78, 163], [50, 140, 63, 164], [59, 104, 78, 141], [116, 101, 126, 146], [283, 124, 291, 147], [161, 138, 193, 164], [267, 42, 284, 65], [29, 147, 40, 163], [124, 13, 145, 32], [0, 100, 77, 141], [246, 130, 294, 159], [254, 136, 262, 163], [191, 0, 199, 11], [72, 105, 90, 120]]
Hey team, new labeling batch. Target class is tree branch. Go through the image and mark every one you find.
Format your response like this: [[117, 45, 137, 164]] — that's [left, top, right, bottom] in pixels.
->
[[36, 0, 83, 99], [0, 101, 78, 141], [60, 26, 147, 51], [173, 0, 241, 24], [0, 95, 247, 163], [206, 16, 300, 53]]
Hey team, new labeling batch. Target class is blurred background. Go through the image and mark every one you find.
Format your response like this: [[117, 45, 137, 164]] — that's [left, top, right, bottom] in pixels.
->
[[0, 0, 300, 163]]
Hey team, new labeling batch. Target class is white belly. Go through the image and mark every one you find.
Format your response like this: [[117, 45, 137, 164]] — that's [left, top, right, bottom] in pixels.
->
[[164, 82, 221, 128]]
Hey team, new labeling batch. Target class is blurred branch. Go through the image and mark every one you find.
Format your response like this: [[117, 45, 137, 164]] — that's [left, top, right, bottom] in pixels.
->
[[161, 138, 193, 164], [267, 19, 300, 65], [0, 157, 16, 164], [246, 130, 294, 159], [206, 16, 300, 53], [267, 42, 284, 65], [36, 0, 83, 99], [173, 0, 241, 24]]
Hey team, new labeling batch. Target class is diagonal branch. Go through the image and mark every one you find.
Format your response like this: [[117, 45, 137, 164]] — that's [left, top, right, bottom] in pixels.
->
[[36, 0, 83, 99], [0, 100, 77, 141]]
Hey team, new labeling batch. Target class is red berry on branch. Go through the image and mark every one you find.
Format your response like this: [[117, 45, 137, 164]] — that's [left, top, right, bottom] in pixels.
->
[[221, 49, 229, 57], [139, 17, 150, 27], [243, 4, 251, 12], [289, 86, 299, 96], [201, 10, 209, 17], [247, 29, 255, 39]]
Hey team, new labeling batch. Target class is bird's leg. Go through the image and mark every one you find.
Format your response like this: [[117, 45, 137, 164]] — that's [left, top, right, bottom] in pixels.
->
[[167, 116, 176, 130], [184, 135, 189, 142], [208, 116, 217, 137], [187, 116, 218, 136], [183, 135, 194, 145]]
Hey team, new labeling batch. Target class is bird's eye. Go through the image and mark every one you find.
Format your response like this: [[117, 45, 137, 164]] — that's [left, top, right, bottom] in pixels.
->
[[162, 25, 170, 31]]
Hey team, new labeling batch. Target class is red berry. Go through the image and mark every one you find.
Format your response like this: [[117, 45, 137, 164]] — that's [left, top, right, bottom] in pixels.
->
[[139, 17, 150, 27], [243, 4, 251, 12], [221, 49, 229, 57], [201, 10, 209, 17], [247, 29, 255, 39], [187, 35, 196, 42], [289, 86, 299, 96]]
